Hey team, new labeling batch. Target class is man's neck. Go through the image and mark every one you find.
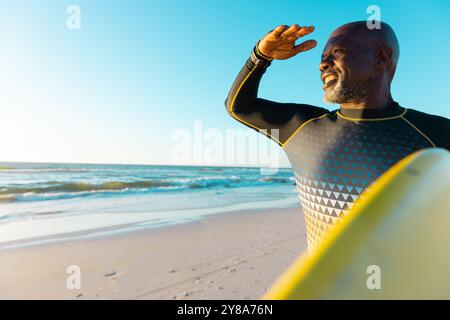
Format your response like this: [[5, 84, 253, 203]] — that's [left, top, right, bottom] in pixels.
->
[[340, 92, 394, 110]]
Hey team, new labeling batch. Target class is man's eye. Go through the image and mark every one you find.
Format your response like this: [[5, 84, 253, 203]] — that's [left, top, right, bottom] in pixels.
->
[[333, 48, 344, 54]]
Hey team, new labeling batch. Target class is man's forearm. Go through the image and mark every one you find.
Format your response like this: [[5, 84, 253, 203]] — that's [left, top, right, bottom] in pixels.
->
[[224, 45, 272, 115]]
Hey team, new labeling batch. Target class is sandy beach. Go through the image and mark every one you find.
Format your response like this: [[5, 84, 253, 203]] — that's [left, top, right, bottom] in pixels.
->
[[0, 207, 307, 300]]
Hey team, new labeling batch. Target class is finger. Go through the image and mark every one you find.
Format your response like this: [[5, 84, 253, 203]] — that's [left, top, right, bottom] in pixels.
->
[[271, 25, 289, 37], [286, 26, 314, 42], [295, 26, 315, 38], [281, 24, 301, 37], [293, 39, 317, 54]]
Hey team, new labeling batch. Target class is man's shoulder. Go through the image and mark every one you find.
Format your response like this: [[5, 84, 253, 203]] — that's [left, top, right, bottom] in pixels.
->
[[403, 107, 450, 150], [404, 108, 450, 126]]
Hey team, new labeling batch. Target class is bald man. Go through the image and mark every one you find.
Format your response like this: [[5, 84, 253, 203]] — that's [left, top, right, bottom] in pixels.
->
[[225, 21, 450, 252]]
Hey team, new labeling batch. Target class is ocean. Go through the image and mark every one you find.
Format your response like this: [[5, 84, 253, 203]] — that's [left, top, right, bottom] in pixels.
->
[[0, 162, 299, 248]]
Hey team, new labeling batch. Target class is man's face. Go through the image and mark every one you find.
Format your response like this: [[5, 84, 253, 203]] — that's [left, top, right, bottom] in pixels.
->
[[320, 32, 376, 104]]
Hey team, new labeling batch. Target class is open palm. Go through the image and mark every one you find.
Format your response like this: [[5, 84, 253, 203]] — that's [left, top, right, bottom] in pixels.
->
[[258, 24, 317, 60]]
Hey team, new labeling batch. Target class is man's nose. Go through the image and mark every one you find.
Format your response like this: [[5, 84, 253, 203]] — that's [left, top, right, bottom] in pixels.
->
[[319, 57, 333, 73]]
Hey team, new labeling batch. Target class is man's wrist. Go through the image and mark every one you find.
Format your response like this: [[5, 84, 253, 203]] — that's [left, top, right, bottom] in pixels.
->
[[254, 41, 273, 61], [250, 42, 273, 68]]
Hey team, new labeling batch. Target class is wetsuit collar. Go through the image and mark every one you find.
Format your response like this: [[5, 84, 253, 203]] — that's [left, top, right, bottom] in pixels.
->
[[338, 102, 405, 119]]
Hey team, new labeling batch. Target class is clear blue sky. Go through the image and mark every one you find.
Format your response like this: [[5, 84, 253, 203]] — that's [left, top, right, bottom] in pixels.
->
[[1, 0, 449, 166]]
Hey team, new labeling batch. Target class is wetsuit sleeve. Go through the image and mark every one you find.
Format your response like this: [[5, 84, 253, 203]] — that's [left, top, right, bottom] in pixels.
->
[[402, 109, 450, 151], [224, 45, 329, 147]]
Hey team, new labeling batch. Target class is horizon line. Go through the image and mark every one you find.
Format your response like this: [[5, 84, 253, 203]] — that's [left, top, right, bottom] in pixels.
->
[[0, 160, 292, 170]]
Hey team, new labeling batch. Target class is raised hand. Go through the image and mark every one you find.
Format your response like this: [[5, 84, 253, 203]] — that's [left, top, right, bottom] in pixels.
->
[[257, 24, 317, 60]]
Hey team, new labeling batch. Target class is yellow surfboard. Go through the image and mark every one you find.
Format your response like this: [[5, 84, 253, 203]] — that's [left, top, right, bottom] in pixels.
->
[[264, 148, 450, 299]]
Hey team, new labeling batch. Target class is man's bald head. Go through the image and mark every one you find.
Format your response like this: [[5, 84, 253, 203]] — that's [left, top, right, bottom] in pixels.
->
[[321, 21, 400, 104], [329, 21, 400, 73]]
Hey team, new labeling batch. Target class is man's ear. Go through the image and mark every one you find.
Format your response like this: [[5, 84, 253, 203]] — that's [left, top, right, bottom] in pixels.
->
[[375, 46, 393, 70]]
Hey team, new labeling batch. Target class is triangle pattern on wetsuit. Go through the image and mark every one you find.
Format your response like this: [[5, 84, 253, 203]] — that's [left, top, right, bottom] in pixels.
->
[[284, 113, 433, 252]]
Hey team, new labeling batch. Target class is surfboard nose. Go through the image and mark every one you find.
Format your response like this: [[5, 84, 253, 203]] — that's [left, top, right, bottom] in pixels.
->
[[263, 148, 450, 300]]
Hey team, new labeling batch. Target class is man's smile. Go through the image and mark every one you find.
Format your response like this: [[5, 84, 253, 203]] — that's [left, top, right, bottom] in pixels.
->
[[321, 72, 338, 90]]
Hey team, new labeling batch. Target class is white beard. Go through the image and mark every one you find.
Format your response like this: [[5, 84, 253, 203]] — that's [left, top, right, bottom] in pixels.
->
[[324, 78, 372, 104]]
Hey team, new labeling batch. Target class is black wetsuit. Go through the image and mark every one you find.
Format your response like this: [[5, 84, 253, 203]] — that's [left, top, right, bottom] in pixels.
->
[[225, 45, 450, 251]]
